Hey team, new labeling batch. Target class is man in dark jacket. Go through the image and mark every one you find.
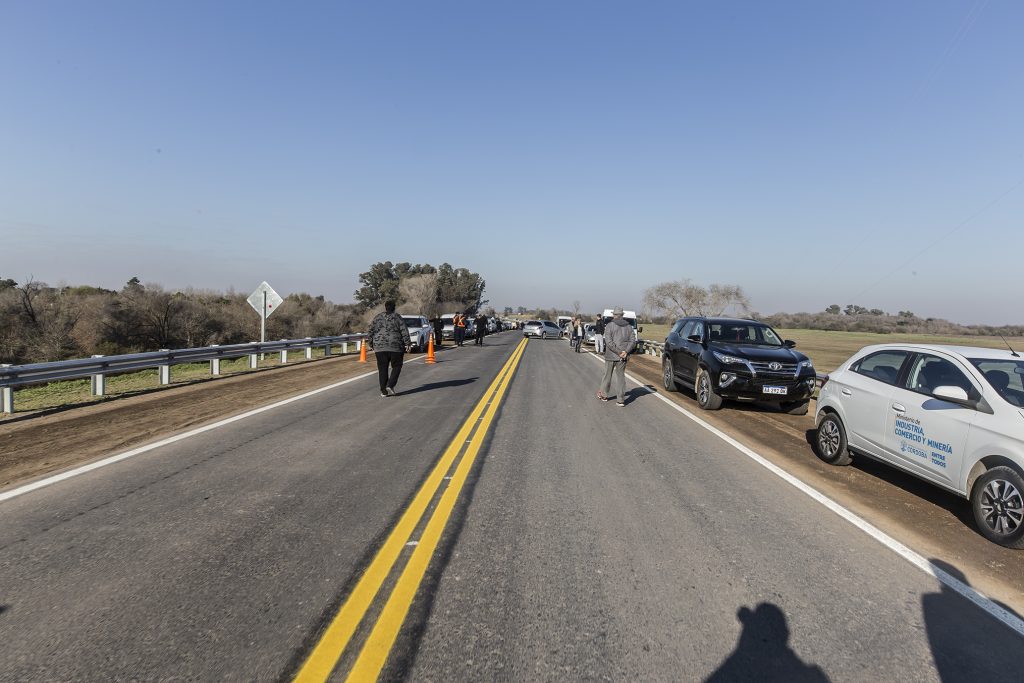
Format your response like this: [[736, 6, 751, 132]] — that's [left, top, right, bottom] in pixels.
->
[[431, 316, 444, 348], [368, 300, 408, 396], [597, 307, 636, 406], [474, 313, 487, 345], [593, 315, 606, 354]]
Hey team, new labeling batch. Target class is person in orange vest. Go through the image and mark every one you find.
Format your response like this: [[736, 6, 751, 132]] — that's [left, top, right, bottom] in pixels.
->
[[454, 311, 467, 347]]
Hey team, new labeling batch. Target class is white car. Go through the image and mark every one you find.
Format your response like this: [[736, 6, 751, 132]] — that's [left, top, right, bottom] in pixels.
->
[[401, 315, 432, 352], [814, 344, 1024, 548]]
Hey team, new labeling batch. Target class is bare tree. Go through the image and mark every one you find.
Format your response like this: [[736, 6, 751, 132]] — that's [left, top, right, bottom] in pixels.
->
[[644, 279, 750, 319], [399, 273, 439, 316], [572, 300, 581, 316]]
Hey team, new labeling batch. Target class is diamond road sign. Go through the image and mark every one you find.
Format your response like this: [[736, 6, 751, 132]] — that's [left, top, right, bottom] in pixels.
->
[[247, 281, 283, 318]]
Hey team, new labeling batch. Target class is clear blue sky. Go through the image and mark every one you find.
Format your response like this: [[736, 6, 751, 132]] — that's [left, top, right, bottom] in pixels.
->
[[2, 1, 1022, 323]]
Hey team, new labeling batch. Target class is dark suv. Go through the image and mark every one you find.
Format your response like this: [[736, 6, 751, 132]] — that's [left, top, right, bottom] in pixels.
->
[[661, 317, 816, 414]]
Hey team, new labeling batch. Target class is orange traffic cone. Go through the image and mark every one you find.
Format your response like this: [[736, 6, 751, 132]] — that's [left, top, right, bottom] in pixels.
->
[[426, 335, 436, 364], [359, 339, 367, 363]]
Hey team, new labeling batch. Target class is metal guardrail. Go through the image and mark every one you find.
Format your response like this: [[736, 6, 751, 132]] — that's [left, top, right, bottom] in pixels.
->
[[0, 334, 367, 414], [636, 339, 664, 356]]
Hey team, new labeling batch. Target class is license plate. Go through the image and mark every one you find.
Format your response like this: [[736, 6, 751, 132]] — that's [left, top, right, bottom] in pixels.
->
[[762, 386, 788, 395]]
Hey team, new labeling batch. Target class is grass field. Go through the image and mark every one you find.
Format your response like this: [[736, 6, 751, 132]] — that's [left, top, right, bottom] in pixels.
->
[[639, 324, 1024, 374], [3, 346, 349, 415]]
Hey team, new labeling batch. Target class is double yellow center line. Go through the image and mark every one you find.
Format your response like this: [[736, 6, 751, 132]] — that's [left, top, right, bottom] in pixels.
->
[[294, 337, 529, 682]]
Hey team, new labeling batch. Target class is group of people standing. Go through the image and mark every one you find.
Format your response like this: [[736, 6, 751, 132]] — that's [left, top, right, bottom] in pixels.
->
[[368, 303, 635, 407]]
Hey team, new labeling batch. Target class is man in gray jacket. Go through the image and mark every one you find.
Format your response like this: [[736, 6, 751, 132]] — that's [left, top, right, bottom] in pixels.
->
[[597, 307, 636, 406], [368, 300, 408, 396]]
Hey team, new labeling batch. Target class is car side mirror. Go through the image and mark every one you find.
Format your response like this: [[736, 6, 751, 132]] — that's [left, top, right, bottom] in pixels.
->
[[784, 340, 797, 348], [932, 385, 971, 405], [686, 334, 703, 344]]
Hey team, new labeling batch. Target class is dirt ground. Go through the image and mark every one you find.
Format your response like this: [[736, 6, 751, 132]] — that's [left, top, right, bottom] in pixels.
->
[[0, 352, 385, 489]]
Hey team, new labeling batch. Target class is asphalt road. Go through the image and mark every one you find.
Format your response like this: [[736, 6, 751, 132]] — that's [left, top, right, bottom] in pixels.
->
[[0, 331, 1021, 682]]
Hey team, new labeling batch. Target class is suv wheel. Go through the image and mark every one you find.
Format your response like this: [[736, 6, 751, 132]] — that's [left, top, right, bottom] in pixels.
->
[[782, 400, 809, 416], [696, 368, 723, 410], [971, 466, 1024, 548], [662, 358, 679, 392], [815, 413, 853, 465]]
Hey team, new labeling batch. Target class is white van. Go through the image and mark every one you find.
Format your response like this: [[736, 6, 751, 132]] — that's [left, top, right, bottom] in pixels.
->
[[602, 309, 641, 341]]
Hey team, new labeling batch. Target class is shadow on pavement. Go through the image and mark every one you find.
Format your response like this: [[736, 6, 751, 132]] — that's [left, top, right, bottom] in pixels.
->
[[923, 559, 1024, 682], [624, 385, 658, 405], [398, 378, 478, 396], [705, 602, 830, 683]]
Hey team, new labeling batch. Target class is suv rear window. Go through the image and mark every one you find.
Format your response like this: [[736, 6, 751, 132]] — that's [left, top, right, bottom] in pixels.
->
[[852, 350, 908, 385]]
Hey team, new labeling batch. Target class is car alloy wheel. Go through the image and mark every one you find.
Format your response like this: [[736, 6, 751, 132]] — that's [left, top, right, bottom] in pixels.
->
[[662, 358, 678, 392], [695, 369, 722, 410], [979, 477, 1023, 537], [818, 420, 841, 458], [813, 413, 852, 466]]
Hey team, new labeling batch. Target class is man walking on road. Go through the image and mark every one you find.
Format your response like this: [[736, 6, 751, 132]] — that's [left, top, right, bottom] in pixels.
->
[[597, 307, 636, 406], [368, 300, 408, 397], [430, 315, 444, 348], [593, 314, 606, 355], [474, 313, 487, 345]]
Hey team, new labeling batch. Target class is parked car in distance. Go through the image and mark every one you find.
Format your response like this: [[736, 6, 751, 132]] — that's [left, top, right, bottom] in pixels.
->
[[523, 320, 562, 339], [584, 323, 596, 345], [661, 317, 816, 414], [401, 315, 432, 352], [814, 343, 1024, 548]]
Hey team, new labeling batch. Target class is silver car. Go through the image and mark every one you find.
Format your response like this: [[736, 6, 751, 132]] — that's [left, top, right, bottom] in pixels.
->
[[523, 320, 562, 339]]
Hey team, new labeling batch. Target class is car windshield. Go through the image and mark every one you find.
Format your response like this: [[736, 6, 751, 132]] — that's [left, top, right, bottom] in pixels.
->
[[402, 318, 422, 328], [526, 320, 540, 326], [970, 358, 1024, 407], [708, 323, 783, 346]]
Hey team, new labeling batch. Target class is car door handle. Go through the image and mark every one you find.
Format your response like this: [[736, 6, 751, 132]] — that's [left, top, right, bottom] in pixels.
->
[[892, 403, 906, 413], [841, 388, 852, 396]]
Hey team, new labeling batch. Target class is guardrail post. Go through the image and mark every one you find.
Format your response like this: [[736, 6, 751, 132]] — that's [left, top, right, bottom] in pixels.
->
[[280, 346, 289, 364], [210, 345, 221, 375], [356, 339, 362, 353], [1, 364, 12, 414], [249, 346, 258, 369], [340, 342, 346, 355], [90, 355, 106, 396], [324, 342, 333, 357], [158, 350, 171, 385], [304, 338, 313, 360]]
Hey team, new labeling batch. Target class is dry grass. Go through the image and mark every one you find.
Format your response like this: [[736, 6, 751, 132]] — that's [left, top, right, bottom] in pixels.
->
[[639, 324, 1024, 373]]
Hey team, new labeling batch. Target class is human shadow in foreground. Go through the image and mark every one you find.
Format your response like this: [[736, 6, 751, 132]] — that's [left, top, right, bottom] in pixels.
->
[[923, 559, 1024, 682], [705, 603, 830, 683], [397, 377, 478, 396]]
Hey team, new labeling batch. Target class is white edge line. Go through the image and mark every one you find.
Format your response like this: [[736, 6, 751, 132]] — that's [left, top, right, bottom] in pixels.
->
[[0, 366, 389, 504], [586, 351, 1024, 638]]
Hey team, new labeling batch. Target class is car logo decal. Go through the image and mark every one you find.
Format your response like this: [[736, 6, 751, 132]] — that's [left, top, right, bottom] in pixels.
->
[[769, 362, 783, 371]]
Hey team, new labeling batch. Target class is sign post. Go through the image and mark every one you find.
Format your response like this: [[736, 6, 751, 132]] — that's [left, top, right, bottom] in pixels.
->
[[247, 282, 284, 359]]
